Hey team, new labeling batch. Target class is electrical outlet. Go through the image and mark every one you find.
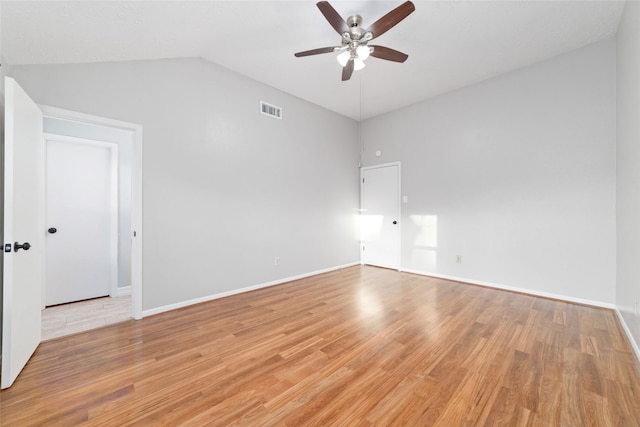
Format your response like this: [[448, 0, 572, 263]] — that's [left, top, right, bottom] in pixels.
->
[[274, 257, 280, 266], [456, 255, 462, 264]]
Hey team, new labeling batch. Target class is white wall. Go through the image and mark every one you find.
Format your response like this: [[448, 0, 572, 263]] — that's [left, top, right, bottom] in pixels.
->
[[361, 40, 616, 305], [616, 1, 640, 352], [8, 58, 360, 311], [42, 118, 133, 289]]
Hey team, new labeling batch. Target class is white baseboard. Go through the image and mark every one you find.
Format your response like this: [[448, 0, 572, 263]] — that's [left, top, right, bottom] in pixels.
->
[[615, 309, 640, 364], [400, 268, 616, 310], [113, 286, 132, 297], [142, 262, 360, 318]]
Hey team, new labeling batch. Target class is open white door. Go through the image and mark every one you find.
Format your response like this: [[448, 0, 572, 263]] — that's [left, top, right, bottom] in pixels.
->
[[1, 77, 44, 389], [361, 163, 401, 270]]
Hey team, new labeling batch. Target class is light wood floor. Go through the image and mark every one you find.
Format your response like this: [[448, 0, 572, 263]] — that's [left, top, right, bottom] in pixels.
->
[[42, 295, 131, 340], [1, 266, 639, 426]]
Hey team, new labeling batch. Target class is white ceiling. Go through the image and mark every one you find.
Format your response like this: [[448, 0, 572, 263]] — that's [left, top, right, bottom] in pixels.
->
[[1, 1, 625, 120]]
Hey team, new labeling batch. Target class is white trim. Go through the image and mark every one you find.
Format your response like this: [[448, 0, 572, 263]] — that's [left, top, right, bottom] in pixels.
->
[[43, 133, 118, 149], [39, 105, 138, 132], [401, 268, 616, 309], [360, 161, 402, 271], [113, 286, 132, 297], [42, 134, 119, 305], [142, 262, 360, 318], [39, 105, 143, 320], [109, 143, 119, 299], [615, 309, 640, 364]]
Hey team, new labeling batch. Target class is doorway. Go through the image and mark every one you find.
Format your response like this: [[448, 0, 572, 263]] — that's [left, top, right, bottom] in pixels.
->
[[1, 78, 143, 388], [40, 105, 143, 322], [361, 162, 401, 270]]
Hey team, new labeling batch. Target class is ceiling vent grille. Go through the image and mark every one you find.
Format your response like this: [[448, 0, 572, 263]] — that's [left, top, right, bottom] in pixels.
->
[[260, 101, 282, 120]]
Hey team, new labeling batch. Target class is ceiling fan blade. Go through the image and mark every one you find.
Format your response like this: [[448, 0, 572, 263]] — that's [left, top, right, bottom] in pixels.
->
[[342, 60, 354, 81], [366, 1, 415, 39], [294, 47, 337, 57], [369, 45, 409, 63], [317, 1, 349, 35]]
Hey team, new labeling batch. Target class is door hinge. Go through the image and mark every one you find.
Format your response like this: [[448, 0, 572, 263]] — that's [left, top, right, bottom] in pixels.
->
[[362, 178, 365, 183], [362, 245, 365, 251]]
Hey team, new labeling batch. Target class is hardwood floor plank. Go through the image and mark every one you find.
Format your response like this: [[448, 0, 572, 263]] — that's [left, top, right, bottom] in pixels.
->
[[428, 371, 500, 426], [1, 266, 640, 426]]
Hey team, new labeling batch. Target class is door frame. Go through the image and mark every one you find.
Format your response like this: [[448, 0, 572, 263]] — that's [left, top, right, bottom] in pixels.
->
[[43, 134, 119, 306], [39, 105, 143, 320], [360, 161, 402, 270]]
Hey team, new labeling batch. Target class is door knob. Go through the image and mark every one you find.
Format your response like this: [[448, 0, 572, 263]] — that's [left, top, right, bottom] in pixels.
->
[[393, 221, 398, 225], [14, 242, 31, 252], [48, 227, 57, 234]]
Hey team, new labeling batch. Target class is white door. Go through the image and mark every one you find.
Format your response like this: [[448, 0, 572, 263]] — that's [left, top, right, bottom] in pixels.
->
[[361, 163, 401, 270], [1, 77, 44, 389], [45, 136, 117, 306]]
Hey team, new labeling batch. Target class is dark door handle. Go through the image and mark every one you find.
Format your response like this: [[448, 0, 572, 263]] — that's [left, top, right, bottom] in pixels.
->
[[14, 242, 31, 252], [393, 221, 397, 225], [48, 227, 57, 234]]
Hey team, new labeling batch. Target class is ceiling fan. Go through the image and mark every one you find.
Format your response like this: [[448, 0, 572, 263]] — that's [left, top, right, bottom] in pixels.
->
[[295, 1, 415, 81]]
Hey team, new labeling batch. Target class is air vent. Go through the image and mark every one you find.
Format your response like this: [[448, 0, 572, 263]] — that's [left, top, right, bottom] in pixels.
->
[[260, 101, 282, 120]]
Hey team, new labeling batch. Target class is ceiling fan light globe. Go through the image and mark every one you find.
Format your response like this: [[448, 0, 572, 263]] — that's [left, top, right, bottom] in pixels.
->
[[354, 57, 366, 71], [337, 50, 350, 67], [356, 45, 370, 60]]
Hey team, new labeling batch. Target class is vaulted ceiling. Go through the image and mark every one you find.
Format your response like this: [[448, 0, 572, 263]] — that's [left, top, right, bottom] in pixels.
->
[[1, 1, 625, 120]]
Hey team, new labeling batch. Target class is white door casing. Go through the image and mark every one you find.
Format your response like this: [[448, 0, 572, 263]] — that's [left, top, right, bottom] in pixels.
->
[[361, 162, 401, 270], [1, 77, 44, 389], [44, 135, 118, 306], [39, 105, 143, 320]]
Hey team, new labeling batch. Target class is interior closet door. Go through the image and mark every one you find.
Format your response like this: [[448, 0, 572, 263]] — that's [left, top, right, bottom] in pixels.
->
[[361, 163, 401, 270], [45, 136, 117, 306]]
